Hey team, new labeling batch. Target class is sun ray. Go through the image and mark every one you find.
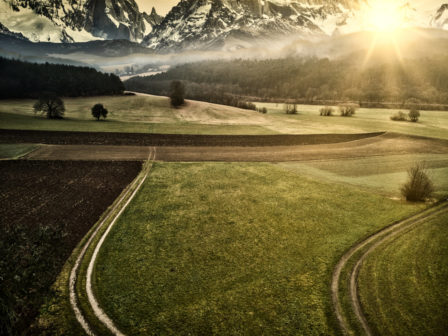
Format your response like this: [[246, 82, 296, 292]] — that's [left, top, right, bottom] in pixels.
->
[[362, 34, 379, 69]]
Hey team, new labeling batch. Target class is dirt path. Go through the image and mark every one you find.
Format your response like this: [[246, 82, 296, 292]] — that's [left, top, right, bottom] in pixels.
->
[[331, 201, 448, 336], [69, 147, 156, 336], [27, 144, 151, 161], [23, 133, 448, 162]]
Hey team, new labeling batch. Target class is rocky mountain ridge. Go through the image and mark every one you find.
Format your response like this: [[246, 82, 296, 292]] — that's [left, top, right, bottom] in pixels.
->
[[142, 0, 361, 50], [0, 0, 163, 42], [0, 0, 447, 52], [431, 3, 448, 29]]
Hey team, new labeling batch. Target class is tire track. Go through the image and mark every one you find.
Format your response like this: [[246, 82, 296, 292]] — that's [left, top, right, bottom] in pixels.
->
[[332, 201, 448, 336], [69, 147, 156, 335]]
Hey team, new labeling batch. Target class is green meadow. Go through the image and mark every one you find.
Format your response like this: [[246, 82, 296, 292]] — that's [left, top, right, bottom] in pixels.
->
[[1, 95, 448, 138], [93, 162, 422, 335], [358, 211, 448, 335]]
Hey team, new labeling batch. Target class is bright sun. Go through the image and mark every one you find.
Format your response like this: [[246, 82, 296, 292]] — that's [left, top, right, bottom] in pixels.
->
[[366, 1, 406, 32]]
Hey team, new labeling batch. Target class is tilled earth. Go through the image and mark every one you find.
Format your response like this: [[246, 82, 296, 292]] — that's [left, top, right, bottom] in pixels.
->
[[0, 129, 384, 147], [0, 160, 142, 335]]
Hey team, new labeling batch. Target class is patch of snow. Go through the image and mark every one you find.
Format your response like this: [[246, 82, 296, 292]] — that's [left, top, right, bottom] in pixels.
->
[[0, 2, 65, 42], [65, 27, 103, 42], [107, 13, 120, 29]]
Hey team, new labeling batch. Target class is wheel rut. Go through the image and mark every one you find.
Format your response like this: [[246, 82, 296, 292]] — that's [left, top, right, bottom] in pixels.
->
[[69, 147, 156, 336], [331, 201, 448, 336]]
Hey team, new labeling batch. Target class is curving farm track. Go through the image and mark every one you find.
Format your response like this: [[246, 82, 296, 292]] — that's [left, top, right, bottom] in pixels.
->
[[332, 201, 448, 336], [69, 147, 156, 336]]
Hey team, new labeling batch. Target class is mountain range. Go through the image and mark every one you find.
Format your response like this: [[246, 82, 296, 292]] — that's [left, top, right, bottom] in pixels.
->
[[0, 0, 447, 52], [0, 0, 162, 43]]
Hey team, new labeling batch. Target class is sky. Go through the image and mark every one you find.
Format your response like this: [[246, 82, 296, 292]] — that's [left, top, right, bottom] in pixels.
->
[[136, 0, 180, 15]]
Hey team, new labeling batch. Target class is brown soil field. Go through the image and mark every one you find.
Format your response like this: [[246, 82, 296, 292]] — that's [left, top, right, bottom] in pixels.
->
[[23, 133, 448, 162], [0, 160, 142, 335], [0, 129, 384, 147], [26, 145, 151, 161]]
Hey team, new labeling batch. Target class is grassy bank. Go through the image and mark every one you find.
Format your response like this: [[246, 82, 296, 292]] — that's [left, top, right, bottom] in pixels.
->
[[0, 143, 38, 159], [93, 162, 421, 335], [358, 211, 448, 335], [278, 154, 448, 198]]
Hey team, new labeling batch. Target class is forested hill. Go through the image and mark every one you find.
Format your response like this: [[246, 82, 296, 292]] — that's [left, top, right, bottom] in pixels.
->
[[0, 58, 124, 99], [125, 56, 448, 107]]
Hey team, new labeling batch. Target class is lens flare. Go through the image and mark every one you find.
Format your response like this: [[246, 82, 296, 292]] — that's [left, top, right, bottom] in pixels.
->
[[366, 1, 406, 32]]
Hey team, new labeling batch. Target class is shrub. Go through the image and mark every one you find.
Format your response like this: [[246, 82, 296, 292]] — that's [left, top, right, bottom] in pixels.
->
[[409, 109, 420, 122], [338, 103, 358, 117], [261, 107, 268, 114], [401, 163, 434, 202], [285, 102, 298, 114], [390, 111, 407, 121], [320, 106, 334, 116]]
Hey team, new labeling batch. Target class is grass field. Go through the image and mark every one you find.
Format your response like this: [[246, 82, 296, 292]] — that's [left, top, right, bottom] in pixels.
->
[[358, 211, 448, 335], [92, 162, 422, 335], [255, 102, 448, 139], [0, 96, 275, 135], [0, 143, 38, 159], [1, 95, 448, 137], [278, 154, 448, 198]]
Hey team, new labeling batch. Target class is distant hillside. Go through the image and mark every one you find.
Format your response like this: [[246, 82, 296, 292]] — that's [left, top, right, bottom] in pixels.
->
[[0, 57, 124, 99], [125, 55, 448, 108]]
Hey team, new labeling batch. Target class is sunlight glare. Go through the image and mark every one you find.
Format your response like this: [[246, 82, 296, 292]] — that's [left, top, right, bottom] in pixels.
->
[[366, 1, 406, 33]]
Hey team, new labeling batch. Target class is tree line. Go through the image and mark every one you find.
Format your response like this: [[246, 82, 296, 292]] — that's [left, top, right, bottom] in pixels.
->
[[0, 57, 125, 99], [125, 55, 448, 109]]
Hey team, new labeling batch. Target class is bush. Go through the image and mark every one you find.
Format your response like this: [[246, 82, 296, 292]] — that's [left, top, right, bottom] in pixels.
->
[[261, 107, 268, 114], [390, 111, 407, 121], [285, 102, 298, 115], [320, 106, 334, 116], [91, 103, 108, 121], [401, 163, 434, 202], [237, 101, 256, 110], [339, 103, 358, 117], [409, 109, 420, 122]]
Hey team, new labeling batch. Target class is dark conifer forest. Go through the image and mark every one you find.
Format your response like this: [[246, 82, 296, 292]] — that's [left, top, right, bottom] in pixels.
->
[[125, 56, 448, 110], [0, 57, 125, 99]]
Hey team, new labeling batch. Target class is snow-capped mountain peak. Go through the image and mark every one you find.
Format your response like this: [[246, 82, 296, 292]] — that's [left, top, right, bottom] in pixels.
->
[[141, 0, 361, 51], [0, 0, 163, 43]]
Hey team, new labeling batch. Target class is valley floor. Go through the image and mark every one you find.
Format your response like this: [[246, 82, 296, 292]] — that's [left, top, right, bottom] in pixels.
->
[[1, 95, 447, 335]]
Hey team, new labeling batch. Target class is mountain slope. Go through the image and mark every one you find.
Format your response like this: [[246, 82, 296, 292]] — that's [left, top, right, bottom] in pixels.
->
[[0, 0, 163, 42], [431, 4, 448, 29], [142, 0, 362, 51]]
